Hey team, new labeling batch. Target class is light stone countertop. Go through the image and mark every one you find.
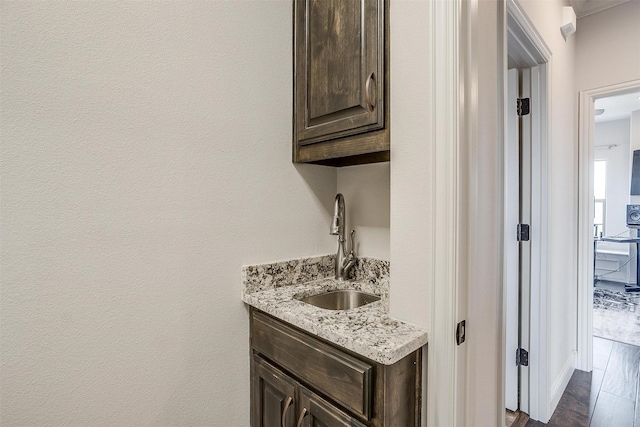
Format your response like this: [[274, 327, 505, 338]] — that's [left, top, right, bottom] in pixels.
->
[[241, 256, 428, 365]]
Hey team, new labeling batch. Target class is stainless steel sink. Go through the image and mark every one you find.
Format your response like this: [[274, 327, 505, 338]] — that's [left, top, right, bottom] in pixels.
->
[[299, 290, 380, 310]]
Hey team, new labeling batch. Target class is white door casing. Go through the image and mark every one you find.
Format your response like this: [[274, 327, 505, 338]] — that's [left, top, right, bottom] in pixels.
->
[[505, 68, 520, 413], [506, 0, 551, 421], [430, 0, 552, 423], [576, 79, 640, 372], [519, 68, 533, 416]]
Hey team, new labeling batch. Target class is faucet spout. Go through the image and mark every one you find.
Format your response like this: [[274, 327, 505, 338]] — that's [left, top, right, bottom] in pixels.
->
[[330, 194, 345, 237], [330, 194, 356, 280]]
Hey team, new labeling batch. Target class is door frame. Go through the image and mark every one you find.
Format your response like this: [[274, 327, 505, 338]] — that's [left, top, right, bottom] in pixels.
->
[[505, 0, 552, 421], [576, 79, 640, 372], [504, 67, 521, 413], [431, 0, 552, 423]]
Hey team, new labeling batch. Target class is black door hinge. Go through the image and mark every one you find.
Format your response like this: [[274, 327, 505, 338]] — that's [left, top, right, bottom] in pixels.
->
[[517, 98, 530, 116], [516, 348, 529, 366], [517, 224, 530, 242], [456, 320, 466, 345]]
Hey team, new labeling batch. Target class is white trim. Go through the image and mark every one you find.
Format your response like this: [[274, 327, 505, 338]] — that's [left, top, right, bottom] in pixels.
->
[[549, 352, 576, 412], [507, 0, 552, 64], [504, 68, 520, 414], [528, 63, 551, 423], [458, 0, 479, 424], [519, 67, 533, 416], [576, 79, 640, 372], [456, 0, 478, 424], [505, 0, 551, 422], [536, 63, 551, 423], [428, 0, 462, 425], [462, 0, 506, 423]]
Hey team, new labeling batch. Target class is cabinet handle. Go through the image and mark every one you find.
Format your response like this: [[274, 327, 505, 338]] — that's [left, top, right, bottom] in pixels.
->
[[295, 408, 308, 427], [365, 72, 376, 112], [282, 396, 293, 427]]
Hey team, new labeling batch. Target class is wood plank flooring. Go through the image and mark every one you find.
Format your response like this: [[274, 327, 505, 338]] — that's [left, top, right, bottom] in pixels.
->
[[526, 337, 640, 427]]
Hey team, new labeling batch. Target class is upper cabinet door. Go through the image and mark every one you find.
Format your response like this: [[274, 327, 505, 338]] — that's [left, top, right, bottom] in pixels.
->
[[295, 0, 385, 146]]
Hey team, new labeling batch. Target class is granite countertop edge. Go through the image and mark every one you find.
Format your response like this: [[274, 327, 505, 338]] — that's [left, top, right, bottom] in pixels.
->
[[242, 277, 429, 366]]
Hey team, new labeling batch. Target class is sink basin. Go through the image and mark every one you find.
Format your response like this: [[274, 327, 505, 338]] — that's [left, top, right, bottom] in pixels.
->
[[299, 290, 381, 310]]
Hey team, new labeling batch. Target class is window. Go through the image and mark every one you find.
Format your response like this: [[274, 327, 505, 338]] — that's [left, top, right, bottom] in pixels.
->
[[594, 159, 606, 238]]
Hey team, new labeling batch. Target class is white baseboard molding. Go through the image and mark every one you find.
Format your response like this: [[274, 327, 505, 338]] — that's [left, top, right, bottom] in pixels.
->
[[548, 351, 576, 420]]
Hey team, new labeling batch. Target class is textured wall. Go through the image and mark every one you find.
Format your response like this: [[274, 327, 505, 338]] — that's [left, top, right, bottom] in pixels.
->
[[593, 119, 633, 281], [0, 2, 336, 425], [336, 163, 390, 261], [595, 119, 631, 239], [576, 0, 640, 92], [388, 0, 433, 331]]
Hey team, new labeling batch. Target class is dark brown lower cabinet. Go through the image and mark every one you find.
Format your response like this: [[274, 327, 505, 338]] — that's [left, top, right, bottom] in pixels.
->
[[250, 309, 421, 427], [252, 354, 365, 427], [298, 384, 366, 427], [252, 355, 297, 427]]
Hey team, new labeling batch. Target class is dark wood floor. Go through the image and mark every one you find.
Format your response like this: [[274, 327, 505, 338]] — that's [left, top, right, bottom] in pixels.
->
[[526, 337, 640, 426]]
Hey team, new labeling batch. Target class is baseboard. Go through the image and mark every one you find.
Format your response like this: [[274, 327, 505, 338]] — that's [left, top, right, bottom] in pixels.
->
[[548, 351, 576, 418]]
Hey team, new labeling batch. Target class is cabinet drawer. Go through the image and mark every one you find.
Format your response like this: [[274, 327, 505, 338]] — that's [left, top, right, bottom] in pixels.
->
[[251, 311, 373, 419]]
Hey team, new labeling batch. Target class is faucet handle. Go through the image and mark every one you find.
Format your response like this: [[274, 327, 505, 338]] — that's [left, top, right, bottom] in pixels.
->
[[349, 230, 356, 255]]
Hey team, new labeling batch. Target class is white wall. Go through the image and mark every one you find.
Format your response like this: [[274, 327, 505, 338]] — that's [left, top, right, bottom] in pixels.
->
[[0, 2, 337, 425], [631, 110, 640, 205], [594, 119, 632, 282], [336, 164, 390, 260], [576, 0, 640, 93], [595, 119, 631, 238], [632, 111, 640, 153], [388, 0, 432, 330], [388, 1, 432, 424]]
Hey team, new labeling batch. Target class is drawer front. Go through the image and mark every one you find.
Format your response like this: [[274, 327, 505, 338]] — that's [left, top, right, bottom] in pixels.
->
[[251, 311, 373, 419]]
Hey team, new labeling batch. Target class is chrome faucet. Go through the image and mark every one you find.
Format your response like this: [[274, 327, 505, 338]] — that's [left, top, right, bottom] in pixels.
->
[[330, 193, 356, 281]]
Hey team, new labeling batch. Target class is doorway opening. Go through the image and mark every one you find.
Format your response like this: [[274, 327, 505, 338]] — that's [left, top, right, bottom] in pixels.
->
[[577, 80, 640, 373], [504, 65, 533, 424], [504, 1, 551, 424], [592, 91, 640, 347]]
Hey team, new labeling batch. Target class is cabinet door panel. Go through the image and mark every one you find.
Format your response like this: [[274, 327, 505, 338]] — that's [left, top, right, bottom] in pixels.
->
[[295, 0, 384, 145], [252, 355, 297, 427], [298, 386, 367, 427], [307, 0, 361, 121], [252, 311, 372, 419]]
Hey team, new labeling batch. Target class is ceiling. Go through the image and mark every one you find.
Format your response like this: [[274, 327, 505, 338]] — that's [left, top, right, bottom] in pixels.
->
[[594, 92, 640, 123], [568, 0, 631, 18]]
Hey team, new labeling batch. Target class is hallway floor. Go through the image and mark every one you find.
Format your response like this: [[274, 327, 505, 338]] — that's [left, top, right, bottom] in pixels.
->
[[526, 337, 640, 426]]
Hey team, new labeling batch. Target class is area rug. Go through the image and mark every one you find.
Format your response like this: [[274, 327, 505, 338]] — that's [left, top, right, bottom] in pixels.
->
[[593, 288, 640, 347]]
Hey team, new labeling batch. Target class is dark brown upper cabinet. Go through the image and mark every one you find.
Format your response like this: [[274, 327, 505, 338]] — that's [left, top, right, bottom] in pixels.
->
[[293, 0, 389, 166]]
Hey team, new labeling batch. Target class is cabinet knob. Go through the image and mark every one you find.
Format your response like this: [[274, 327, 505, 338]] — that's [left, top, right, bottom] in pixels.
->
[[282, 396, 293, 427], [296, 408, 308, 427], [365, 72, 376, 112]]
